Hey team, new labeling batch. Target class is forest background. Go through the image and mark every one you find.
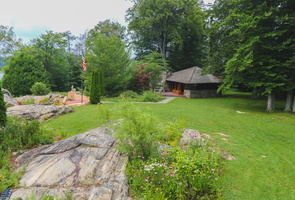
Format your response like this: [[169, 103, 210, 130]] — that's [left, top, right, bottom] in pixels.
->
[[0, 0, 294, 112]]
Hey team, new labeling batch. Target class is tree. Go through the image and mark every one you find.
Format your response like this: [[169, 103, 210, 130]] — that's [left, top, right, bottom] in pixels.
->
[[2, 46, 48, 96], [87, 19, 127, 42], [85, 32, 131, 96], [0, 25, 22, 56], [207, 0, 295, 112], [32, 31, 70, 91], [127, 0, 206, 70], [0, 88, 7, 127], [129, 52, 166, 92], [90, 68, 104, 104]]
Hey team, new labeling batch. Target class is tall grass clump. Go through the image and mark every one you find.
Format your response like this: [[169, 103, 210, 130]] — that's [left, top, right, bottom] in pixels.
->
[[114, 104, 224, 199]]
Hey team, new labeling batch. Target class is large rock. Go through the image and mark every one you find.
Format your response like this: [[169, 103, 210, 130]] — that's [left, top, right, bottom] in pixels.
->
[[2, 88, 18, 107], [7, 105, 74, 121], [11, 126, 129, 200]]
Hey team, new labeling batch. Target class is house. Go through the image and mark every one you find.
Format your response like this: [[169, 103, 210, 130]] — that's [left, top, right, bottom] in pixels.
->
[[165, 66, 221, 98]]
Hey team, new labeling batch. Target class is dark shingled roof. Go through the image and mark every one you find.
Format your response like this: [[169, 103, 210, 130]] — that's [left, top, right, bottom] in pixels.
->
[[166, 66, 221, 84]]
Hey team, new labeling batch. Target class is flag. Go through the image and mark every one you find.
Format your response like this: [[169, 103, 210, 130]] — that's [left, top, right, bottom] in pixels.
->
[[82, 51, 87, 71]]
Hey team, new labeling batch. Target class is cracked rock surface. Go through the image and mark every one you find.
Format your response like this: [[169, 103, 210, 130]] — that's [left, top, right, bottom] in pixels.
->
[[11, 126, 129, 200]]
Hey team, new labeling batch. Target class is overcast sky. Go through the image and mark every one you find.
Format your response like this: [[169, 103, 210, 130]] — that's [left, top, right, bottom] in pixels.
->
[[1, 0, 215, 42]]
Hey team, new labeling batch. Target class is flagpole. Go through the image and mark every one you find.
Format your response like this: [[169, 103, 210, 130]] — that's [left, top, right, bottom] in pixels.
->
[[81, 76, 83, 104]]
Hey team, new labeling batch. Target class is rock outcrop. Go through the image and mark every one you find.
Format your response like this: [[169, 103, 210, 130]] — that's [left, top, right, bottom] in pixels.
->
[[11, 126, 129, 200], [2, 89, 18, 107], [7, 105, 74, 121]]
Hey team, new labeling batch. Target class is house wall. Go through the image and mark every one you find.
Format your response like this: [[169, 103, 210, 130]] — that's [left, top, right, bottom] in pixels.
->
[[184, 89, 220, 98]]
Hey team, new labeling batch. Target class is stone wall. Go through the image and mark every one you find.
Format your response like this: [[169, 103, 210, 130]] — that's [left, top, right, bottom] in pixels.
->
[[184, 89, 220, 98]]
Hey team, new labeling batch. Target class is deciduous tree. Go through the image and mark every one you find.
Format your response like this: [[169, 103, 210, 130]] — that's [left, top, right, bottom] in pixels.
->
[[127, 0, 206, 70]]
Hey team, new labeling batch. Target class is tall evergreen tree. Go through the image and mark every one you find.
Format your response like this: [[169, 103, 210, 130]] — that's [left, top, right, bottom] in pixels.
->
[[0, 88, 7, 127], [90, 68, 104, 104]]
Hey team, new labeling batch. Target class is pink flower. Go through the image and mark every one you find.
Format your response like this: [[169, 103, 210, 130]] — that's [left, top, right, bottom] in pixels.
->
[[214, 178, 218, 180], [137, 155, 141, 157], [170, 174, 175, 176], [145, 178, 148, 181], [179, 182, 183, 185], [161, 178, 165, 180]]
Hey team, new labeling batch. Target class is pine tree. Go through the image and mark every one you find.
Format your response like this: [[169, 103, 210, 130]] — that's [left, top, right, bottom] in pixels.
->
[[0, 89, 7, 127]]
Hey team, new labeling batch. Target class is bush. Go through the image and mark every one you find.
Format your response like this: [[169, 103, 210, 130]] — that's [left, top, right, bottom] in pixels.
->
[[119, 90, 139, 99], [142, 91, 165, 102], [114, 103, 162, 159], [30, 82, 50, 95], [126, 138, 223, 199], [20, 98, 35, 105], [0, 117, 54, 192]]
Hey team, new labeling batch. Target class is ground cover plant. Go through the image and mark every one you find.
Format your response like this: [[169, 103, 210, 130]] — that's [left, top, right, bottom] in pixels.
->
[[0, 117, 54, 192], [43, 93, 295, 199]]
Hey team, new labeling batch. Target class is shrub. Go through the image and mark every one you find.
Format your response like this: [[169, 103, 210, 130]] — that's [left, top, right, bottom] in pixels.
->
[[0, 117, 54, 193], [142, 91, 164, 102], [114, 103, 162, 159], [119, 90, 139, 99], [20, 98, 35, 105], [0, 89, 7, 127], [30, 82, 50, 95], [126, 139, 223, 199]]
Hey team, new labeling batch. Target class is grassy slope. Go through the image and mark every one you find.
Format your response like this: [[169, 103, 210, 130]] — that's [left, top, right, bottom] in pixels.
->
[[43, 95, 295, 200]]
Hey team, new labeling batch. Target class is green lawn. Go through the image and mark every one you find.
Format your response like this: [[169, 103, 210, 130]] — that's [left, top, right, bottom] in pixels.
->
[[43, 95, 295, 199]]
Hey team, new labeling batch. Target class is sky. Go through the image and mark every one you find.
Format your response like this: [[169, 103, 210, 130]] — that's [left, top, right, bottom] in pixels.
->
[[1, 0, 215, 43]]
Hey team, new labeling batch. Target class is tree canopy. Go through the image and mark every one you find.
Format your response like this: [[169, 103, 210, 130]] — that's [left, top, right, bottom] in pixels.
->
[[127, 0, 206, 70], [85, 22, 131, 96], [207, 0, 295, 112]]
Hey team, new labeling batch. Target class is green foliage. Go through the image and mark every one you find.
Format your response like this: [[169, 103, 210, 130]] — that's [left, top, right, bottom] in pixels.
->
[[142, 91, 165, 102], [30, 82, 50, 95], [114, 103, 162, 159], [85, 27, 131, 96], [0, 117, 54, 192], [207, 0, 295, 111], [130, 52, 166, 92], [127, 0, 206, 70], [2, 46, 49, 96], [87, 19, 127, 42], [19, 98, 35, 105], [127, 142, 223, 199], [119, 90, 139, 99], [90, 68, 104, 104], [32, 31, 70, 92], [161, 119, 184, 146], [0, 89, 7, 127]]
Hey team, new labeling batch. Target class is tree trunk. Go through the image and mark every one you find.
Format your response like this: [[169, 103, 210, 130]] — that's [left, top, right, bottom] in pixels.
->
[[284, 90, 293, 112], [266, 92, 275, 113]]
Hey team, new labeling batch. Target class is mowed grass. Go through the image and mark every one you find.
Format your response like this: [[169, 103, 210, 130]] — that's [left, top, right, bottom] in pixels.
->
[[43, 94, 295, 200]]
